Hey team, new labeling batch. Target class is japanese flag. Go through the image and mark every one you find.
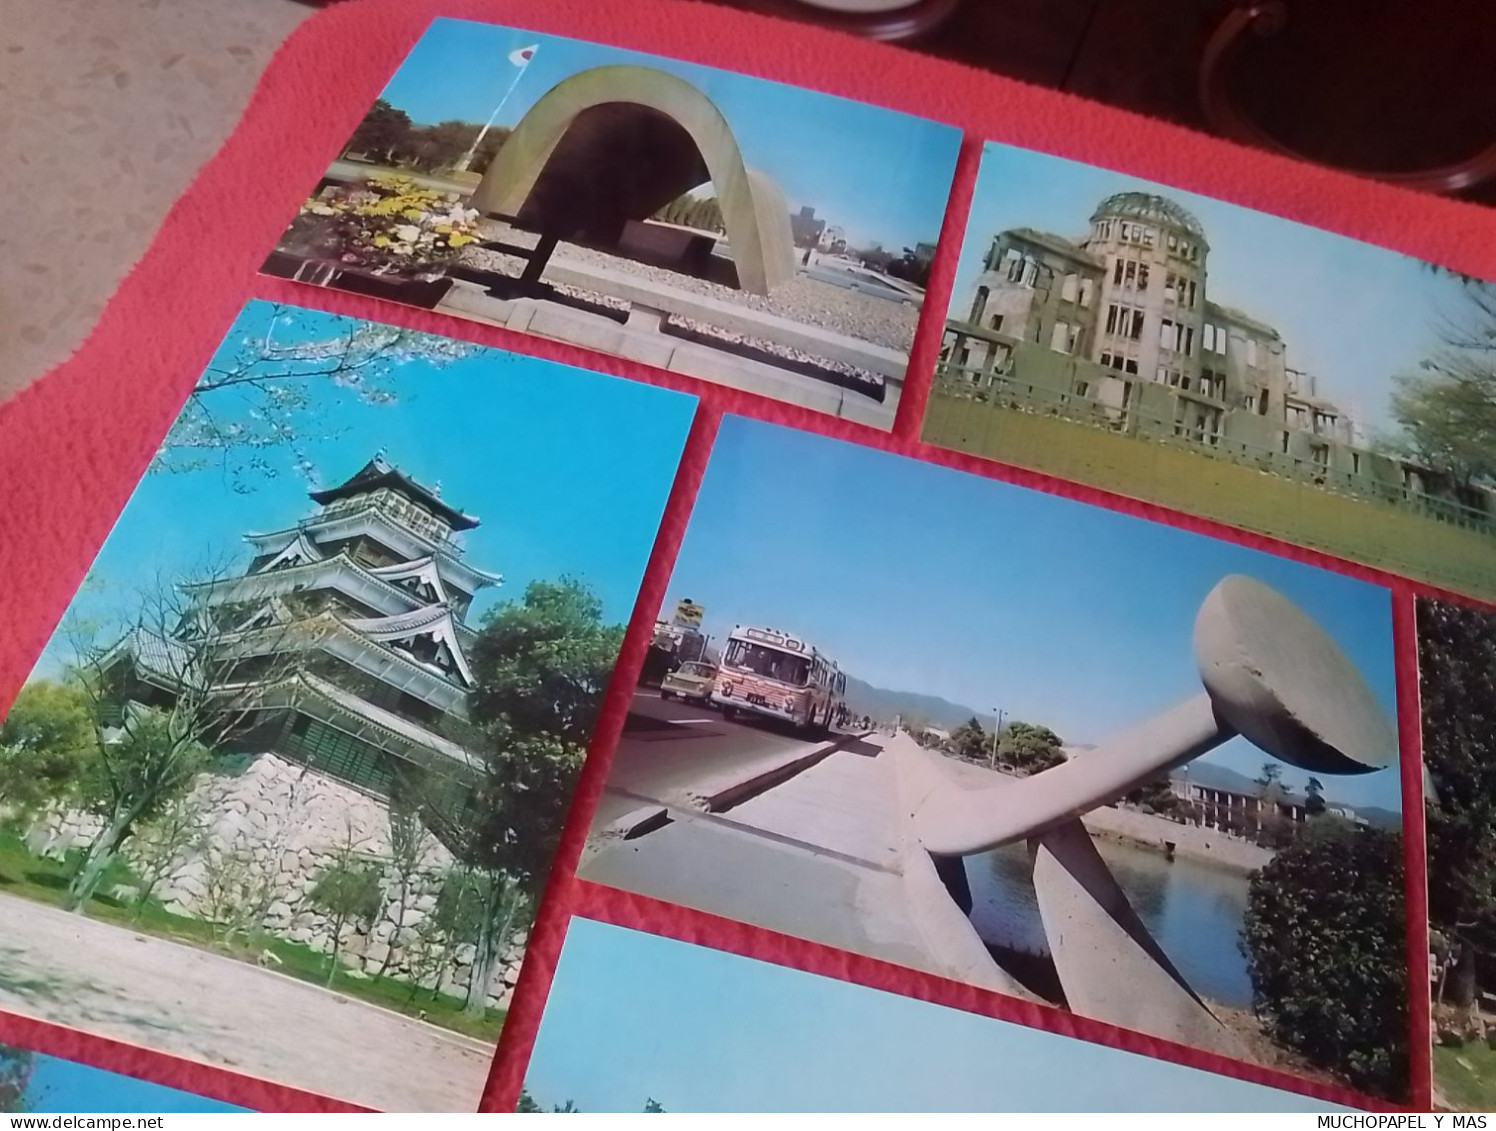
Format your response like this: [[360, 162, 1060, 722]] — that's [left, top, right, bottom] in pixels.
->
[[508, 44, 538, 67]]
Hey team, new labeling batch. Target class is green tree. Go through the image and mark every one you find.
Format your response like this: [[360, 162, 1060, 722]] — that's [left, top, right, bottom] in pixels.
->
[[999, 721, 1065, 774], [0, 680, 94, 819], [0, 1044, 35, 1113], [1388, 280, 1496, 489], [345, 99, 413, 164], [308, 842, 383, 987], [1241, 820, 1408, 1098], [467, 578, 625, 743], [944, 717, 988, 764], [1419, 597, 1496, 1007], [1305, 776, 1326, 818], [1125, 773, 1179, 816], [373, 798, 434, 978], [1254, 761, 1289, 846], [64, 707, 210, 911], [415, 581, 622, 1017], [885, 247, 933, 289], [431, 864, 530, 1015]]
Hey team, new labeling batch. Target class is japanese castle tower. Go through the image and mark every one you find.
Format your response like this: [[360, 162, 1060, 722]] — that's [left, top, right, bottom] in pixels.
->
[[111, 456, 499, 804]]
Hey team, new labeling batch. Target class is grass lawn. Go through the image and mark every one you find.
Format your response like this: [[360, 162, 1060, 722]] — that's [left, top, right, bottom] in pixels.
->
[[1435, 1043, 1496, 1112], [924, 395, 1496, 602], [0, 829, 503, 1042]]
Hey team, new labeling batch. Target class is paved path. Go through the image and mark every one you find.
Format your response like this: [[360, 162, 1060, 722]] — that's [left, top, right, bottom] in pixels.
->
[[590, 690, 837, 826], [582, 734, 1019, 994], [0, 896, 494, 1111]]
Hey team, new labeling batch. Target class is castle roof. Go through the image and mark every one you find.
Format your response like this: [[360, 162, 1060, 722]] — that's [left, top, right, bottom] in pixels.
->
[[309, 456, 479, 532]]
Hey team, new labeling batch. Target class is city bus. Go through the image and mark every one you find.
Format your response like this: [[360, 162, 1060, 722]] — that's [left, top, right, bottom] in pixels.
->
[[711, 625, 846, 735]]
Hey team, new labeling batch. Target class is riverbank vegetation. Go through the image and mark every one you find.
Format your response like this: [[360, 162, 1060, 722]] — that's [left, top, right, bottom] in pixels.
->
[[1420, 597, 1496, 1110], [1242, 819, 1408, 1099]]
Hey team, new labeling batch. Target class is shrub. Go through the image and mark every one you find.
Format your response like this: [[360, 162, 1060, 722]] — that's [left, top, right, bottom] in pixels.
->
[[1242, 820, 1408, 1098]]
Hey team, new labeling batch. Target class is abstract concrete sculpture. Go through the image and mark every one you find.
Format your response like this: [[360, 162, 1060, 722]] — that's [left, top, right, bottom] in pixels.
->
[[900, 574, 1397, 1055], [470, 64, 797, 295], [910, 575, 1395, 856]]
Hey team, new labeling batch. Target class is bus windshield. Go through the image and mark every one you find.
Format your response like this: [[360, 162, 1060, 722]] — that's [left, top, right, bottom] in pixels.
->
[[723, 639, 811, 686]]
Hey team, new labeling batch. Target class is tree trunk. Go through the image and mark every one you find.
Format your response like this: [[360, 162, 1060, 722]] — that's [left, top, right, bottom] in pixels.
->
[[64, 808, 134, 912], [374, 881, 408, 980], [462, 875, 518, 1017], [1450, 942, 1480, 1008], [326, 916, 346, 988]]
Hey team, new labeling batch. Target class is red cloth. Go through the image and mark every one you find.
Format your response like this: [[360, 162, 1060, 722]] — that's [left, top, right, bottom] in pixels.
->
[[0, 0, 1482, 1111]]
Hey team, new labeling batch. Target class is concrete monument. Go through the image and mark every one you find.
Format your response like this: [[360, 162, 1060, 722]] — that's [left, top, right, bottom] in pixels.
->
[[470, 64, 796, 295], [900, 574, 1397, 1054]]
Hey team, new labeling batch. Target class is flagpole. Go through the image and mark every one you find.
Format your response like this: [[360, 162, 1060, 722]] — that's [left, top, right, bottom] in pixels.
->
[[458, 59, 531, 174]]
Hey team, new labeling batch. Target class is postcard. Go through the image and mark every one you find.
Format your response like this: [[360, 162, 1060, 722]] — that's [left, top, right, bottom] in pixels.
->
[[1418, 596, 1496, 1113], [0, 1043, 246, 1113], [923, 141, 1496, 601], [260, 18, 963, 431], [524, 917, 1355, 1112], [580, 414, 1410, 1101], [0, 299, 695, 1111]]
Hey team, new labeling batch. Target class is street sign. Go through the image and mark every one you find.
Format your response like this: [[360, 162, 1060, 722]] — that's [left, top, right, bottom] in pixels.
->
[[673, 598, 704, 628]]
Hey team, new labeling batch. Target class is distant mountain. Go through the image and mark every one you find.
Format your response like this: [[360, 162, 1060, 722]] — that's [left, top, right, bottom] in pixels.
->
[[1352, 806, 1403, 832], [840, 675, 985, 732]]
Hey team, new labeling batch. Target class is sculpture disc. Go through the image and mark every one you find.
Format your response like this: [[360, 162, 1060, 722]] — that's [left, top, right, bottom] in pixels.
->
[[1193, 575, 1396, 775]]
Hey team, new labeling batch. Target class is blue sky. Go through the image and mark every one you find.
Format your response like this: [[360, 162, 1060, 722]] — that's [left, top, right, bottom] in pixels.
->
[[372, 18, 961, 251], [21, 1051, 245, 1113], [523, 917, 1349, 1113], [665, 416, 1402, 811], [29, 300, 695, 676], [952, 142, 1468, 435]]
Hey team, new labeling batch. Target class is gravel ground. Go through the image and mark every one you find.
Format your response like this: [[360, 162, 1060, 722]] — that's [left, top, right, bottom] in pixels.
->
[[462, 223, 917, 385]]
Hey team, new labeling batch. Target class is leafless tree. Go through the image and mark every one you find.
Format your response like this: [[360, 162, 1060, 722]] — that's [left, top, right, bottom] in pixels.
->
[[128, 792, 209, 917], [373, 799, 437, 978], [62, 558, 319, 911], [153, 303, 478, 491]]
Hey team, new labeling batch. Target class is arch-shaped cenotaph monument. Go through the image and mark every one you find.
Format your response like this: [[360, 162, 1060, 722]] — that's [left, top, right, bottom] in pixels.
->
[[469, 64, 797, 295]]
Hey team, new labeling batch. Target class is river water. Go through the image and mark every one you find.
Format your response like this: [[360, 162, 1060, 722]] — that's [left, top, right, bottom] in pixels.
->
[[963, 837, 1255, 1009]]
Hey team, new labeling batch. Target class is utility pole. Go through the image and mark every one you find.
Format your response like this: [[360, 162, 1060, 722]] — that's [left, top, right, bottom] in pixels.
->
[[989, 706, 1005, 770]]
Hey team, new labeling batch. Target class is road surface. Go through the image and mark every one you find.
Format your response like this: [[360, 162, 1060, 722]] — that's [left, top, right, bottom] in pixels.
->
[[581, 723, 1020, 996], [590, 690, 855, 827], [0, 896, 495, 1111]]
